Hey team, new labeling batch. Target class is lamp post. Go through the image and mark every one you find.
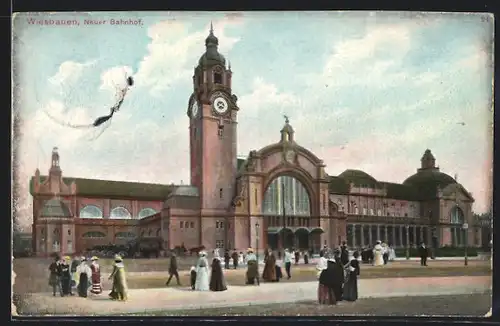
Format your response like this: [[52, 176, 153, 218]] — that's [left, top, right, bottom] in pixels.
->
[[463, 222, 468, 266], [405, 225, 410, 260], [255, 222, 260, 286], [281, 182, 286, 256]]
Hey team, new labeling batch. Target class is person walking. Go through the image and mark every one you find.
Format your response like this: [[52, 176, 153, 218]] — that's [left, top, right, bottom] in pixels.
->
[[231, 250, 239, 269], [166, 252, 181, 286], [419, 242, 429, 266], [224, 250, 231, 270], [284, 248, 293, 279]]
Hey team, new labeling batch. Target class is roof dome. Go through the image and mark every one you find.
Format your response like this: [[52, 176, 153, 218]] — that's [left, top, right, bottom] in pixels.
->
[[338, 169, 378, 186], [198, 22, 226, 67], [403, 170, 456, 189]]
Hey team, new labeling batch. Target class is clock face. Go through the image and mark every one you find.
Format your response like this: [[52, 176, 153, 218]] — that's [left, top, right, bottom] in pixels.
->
[[191, 101, 199, 118], [285, 150, 295, 163], [213, 96, 229, 114]]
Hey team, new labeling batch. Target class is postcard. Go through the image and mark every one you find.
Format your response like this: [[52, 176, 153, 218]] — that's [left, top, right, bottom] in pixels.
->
[[11, 11, 493, 317]]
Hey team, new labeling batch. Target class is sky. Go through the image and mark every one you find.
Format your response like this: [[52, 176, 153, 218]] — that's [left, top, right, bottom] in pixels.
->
[[12, 11, 494, 231]]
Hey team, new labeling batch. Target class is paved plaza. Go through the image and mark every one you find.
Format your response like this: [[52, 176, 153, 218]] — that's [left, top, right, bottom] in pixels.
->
[[17, 276, 490, 316]]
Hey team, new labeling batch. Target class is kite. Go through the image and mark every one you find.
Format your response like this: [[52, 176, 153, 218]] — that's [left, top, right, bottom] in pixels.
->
[[42, 73, 134, 140]]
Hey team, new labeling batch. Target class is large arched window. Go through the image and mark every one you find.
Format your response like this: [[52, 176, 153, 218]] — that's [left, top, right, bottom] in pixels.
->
[[110, 207, 132, 219], [262, 175, 311, 216], [450, 206, 465, 224], [138, 208, 157, 219], [79, 205, 103, 219]]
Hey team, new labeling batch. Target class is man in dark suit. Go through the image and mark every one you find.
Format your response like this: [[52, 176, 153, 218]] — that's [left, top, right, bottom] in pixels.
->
[[419, 242, 429, 266], [340, 241, 349, 266], [166, 252, 181, 286]]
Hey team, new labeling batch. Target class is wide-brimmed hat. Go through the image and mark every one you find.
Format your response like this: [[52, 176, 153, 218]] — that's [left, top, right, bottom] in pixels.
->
[[91, 256, 99, 261], [64, 256, 71, 261], [114, 254, 123, 261], [199, 251, 207, 257], [247, 248, 254, 253]]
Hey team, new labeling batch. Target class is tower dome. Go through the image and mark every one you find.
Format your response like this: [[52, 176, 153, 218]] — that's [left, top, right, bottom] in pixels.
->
[[198, 22, 226, 67]]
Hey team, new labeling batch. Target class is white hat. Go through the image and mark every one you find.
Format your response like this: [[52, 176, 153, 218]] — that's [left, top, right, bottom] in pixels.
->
[[199, 251, 207, 257]]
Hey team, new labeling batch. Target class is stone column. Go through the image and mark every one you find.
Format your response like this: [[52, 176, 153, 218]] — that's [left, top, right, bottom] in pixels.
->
[[360, 225, 365, 247], [376, 225, 381, 242], [399, 226, 403, 248], [392, 226, 396, 247], [368, 225, 373, 246], [352, 224, 356, 248], [413, 226, 417, 246], [384, 225, 388, 243]]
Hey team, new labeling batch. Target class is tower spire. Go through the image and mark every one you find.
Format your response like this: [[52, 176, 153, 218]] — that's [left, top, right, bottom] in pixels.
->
[[210, 21, 214, 34]]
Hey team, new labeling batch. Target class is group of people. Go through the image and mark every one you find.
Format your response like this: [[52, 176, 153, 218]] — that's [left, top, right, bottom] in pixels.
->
[[316, 242, 360, 305], [359, 241, 396, 265], [48, 254, 128, 301], [184, 250, 228, 291]]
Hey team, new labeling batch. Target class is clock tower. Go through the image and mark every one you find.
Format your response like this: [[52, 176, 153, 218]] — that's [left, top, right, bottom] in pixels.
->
[[187, 23, 239, 215]]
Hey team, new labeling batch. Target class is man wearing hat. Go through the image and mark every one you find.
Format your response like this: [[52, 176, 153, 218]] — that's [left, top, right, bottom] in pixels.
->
[[76, 256, 92, 297], [90, 256, 102, 295]]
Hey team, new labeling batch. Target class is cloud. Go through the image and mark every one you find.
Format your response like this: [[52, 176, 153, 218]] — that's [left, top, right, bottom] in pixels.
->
[[134, 18, 243, 97], [48, 60, 97, 87]]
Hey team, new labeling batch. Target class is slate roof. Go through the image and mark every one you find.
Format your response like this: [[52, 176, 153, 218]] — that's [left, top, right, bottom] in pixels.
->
[[30, 176, 176, 200]]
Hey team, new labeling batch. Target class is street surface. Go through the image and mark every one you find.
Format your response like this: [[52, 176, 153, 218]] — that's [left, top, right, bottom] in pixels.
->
[[16, 275, 490, 316], [152, 293, 492, 316]]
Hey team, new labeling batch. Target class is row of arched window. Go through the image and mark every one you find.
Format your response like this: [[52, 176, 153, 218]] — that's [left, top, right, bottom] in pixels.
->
[[82, 230, 161, 239], [79, 206, 157, 219]]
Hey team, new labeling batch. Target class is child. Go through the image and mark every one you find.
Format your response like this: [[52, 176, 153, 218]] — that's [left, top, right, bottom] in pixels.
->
[[190, 266, 197, 290]]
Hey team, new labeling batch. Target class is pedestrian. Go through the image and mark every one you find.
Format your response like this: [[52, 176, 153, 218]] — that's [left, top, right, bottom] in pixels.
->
[[90, 256, 102, 295], [316, 250, 328, 279], [340, 241, 349, 266], [262, 249, 277, 282], [108, 254, 128, 301], [419, 242, 429, 266], [274, 260, 283, 282], [194, 251, 210, 291], [190, 266, 197, 290], [343, 251, 360, 302], [48, 255, 61, 296], [166, 252, 181, 286], [332, 250, 345, 302], [382, 242, 389, 265], [224, 250, 230, 270], [245, 248, 258, 285], [209, 255, 227, 291], [318, 259, 337, 305], [231, 250, 239, 269], [303, 250, 309, 264], [59, 256, 72, 297], [284, 248, 293, 279], [294, 249, 300, 265], [70, 255, 79, 295], [76, 257, 92, 298]]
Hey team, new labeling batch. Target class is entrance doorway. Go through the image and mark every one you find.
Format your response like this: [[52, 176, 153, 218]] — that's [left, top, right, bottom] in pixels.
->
[[295, 228, 309, 250]]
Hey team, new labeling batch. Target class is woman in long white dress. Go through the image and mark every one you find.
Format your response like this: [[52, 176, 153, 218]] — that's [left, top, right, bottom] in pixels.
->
[[372, 241, 384, 266], [195, 251, 210, 291]]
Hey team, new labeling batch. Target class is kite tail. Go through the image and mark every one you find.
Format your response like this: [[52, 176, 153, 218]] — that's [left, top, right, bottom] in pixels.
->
[[42, 110, 94, 129]]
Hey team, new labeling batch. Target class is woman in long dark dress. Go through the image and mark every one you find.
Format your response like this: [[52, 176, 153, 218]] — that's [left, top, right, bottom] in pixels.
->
[[343, 251, 361, 302], [318, 259, 336, 305], [76, 257, 92, 298], [59, 256, 72, 296], [209, 257, 227, 291], [332, 251, 345, 302]]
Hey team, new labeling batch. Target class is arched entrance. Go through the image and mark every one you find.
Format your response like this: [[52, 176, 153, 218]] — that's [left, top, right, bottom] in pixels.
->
[[450, 205, 466, 247], [262, 175, 311, 251]]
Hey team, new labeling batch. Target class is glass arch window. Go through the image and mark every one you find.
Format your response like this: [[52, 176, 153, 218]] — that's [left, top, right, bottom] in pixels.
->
[[450, 206, 465, 224], [79, 205, 103, 219], [262, 175, 311, 216], [110, 207, 132, 219], [138, 208, 157, 219]]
